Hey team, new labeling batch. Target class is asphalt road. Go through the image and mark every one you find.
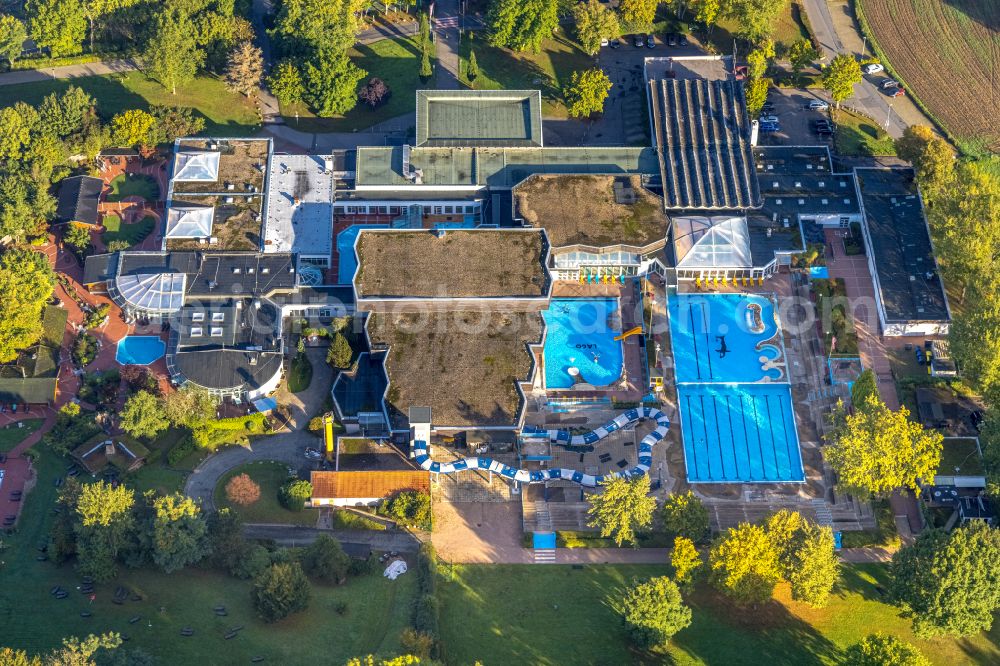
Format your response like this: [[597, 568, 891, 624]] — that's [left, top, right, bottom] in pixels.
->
[[244, 524, 422, 554]]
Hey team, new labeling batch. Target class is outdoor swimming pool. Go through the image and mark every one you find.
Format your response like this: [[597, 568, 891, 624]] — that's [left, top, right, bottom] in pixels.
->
[[668, 291, 803, 483], [669, 292, 781, 383], [677, 383, 804, 482], [543, 298, 623, 389], [116, 336, 165, 366]]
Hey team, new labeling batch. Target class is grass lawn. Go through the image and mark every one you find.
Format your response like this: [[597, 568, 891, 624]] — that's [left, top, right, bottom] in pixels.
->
[[938, 437, 984, 477], [0, 418, 45, 453], [287, 353, 313, 394], [214, 461, 317, 526], [329, 509, 388, 531], [280, 37, 424, 133], [106, 174, 160, 202], [438, 563, 1000, 665], [832, 108, 897, 157], [458, 32, 595, 117], [0, 448, 416, 661], [102, 214, 156, 248], [126, 428, 206, 496], [0, 72, 260, 136]]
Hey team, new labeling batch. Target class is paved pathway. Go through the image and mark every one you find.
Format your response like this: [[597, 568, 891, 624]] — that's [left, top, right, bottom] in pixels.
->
[[0, 59, 138, 86], [799, 0, 929, 137], [243, 523, 423, 554], [433, 2, 462, 89]]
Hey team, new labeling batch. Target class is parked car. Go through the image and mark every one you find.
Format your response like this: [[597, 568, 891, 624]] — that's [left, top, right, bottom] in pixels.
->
[[666, 32, 678, 47], [862, 63, 884, 74], [304, 447, 323, 461], [759, 115, 779, 124], [759, 122, 781, 132], [600, 38, 609, 47], [881, 79, 899, 89], [888, 87, 905, 97], [761, 102, 776, 113], [633, 34, 644, 47], [646, 34, 656, 48], [609, 38, 621, 49], [806, 99, 829, 110], [679, 33, 688, 45]]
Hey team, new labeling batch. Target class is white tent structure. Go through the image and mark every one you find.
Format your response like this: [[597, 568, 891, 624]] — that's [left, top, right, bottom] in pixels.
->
[[172, 150, 221, 182], [165, 205, 214, 239], [674, 216, 753, 271]]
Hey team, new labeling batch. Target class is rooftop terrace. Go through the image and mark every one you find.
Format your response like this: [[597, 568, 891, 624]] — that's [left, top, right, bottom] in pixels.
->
[[355, 229, 548, 299], [416, 90, 543, 148], [165, 195, 262, 251], [369, 310, 542, 428], [171, 138, 270, 195], [514, 175, 668, 250]]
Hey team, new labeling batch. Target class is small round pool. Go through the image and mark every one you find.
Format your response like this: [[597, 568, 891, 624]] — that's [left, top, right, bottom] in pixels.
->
[[116, 336, 166, 366]]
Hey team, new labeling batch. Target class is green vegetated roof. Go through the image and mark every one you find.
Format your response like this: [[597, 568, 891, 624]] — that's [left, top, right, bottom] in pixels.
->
[[937, 438, 984, 477], [355, 146, 659, 189], [416, 90, 543, 147], [0, 377, 57, 404]]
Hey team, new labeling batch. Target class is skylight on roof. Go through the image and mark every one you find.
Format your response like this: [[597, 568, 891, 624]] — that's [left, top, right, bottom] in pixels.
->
[[116, 273, 186, 314], [173, 150, 221, 182], [165, 205, 214, 238]]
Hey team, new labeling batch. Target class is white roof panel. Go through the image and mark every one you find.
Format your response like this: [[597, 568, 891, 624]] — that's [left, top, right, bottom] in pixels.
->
[[675, 216, 753, 269], [165, 205, 214, 238], [173, 150, 221, 182], [116, 273, 186, 313]]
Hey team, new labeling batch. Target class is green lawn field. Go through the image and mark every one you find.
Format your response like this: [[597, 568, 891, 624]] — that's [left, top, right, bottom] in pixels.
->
[[214, 461, 318, 526], [0, 419, 44, 453], [106, 174, 160, 202], [438, 564, 1000, 666], [0, 448, 414, 662], [0, 72, 259, 136], [101, 214, 156, 248]]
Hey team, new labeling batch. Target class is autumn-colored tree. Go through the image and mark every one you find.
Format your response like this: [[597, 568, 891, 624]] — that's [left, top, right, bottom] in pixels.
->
[[226, 473, 261, 506], [225, 41, 264, 97]]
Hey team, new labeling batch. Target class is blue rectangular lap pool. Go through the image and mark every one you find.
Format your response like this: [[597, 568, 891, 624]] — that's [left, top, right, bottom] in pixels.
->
[[543, 298, 624, 389], [116, 336, 166, 366]]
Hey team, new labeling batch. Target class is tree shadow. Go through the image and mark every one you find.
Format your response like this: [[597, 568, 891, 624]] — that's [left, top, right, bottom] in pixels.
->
[[940, 0, 1000, 31]]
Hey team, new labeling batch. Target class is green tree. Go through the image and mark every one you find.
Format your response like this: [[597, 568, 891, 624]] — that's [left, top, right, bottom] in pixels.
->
[[487, 0, 559, 53], [300, 534, 351, 583], [224, 41, 264, 97], [709, 522, 782, 605], [824, 394, 942, 499], [694, 0, 722, 31], [467, 50, 479, 83], [381, 490, 432, 529], [670, 536, 702, 589], [0, 15, 28, 64], [895, 125, 955, 202], [586, 475, 656, 547], [0, 249, 56, 363], [252, 561, 311, 622], [150, 105, 205, 144], [619, 0, 657, 29], [143, 8, 204, 94], [26, 0, 86, 57], [723, 0, 787, 43], [120, 390, 170, 439], [206, 508, 247, 574], [280, 478, 313, 511], [0, 106, 32, 163], [420, 47, 432, 79], [75, 481, 135, 582], [844, 633, 931, 666], [850, 369, 880, 410], [563, 68, 613, 119], [110, 109, 157, 149], [745, 39, 774, 80], [890, 523, 1000, 637], [267, 60, 305, 106], [47, 632, 122, 665], [822, 53, 862, 108], [162, 386, 217, 427], [63, 223, 91, 257], [788, 38, 818, 74], [661, 491, 710, 542], [785, 521, 838, 607], [745, 78, 769, 116], [327, 331, 353, 368], [39, 86, 96, 140], [147, 493, 210, 573], [418, 12, 430, 48], [572, 0, 620, 55], [618, 576, 692, 649], [270, 0, 364, 57], [302, 46, 367, 117]]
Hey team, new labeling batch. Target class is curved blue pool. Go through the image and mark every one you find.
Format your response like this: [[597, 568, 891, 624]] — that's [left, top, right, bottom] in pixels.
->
[[543, 298, 624, 388], [116, 336, 166, 366]]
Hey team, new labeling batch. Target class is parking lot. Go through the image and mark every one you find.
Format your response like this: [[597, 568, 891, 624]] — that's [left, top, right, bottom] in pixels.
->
[[757, 87, 834, 147]]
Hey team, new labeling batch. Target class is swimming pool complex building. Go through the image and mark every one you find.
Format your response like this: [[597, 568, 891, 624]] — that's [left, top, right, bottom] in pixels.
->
[[81, 63, 948, 486]]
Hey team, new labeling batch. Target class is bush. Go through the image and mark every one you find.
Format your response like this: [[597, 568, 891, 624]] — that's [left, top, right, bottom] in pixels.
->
[[348, 551, 381, 576], [232, 544, 274, 580], [327, 331, 353, 368], [379, 491, 432, 530], [279, 479, 312, 511], [166, 435, 196, 465], [225, 473, 261, 506], [299, 534, 350, 584], [412, 593, 439, 636], [399, 628, 434, 660], [252, 561, 311, 623], [84, 303, 111, 329], [72, 333, 99, 367]]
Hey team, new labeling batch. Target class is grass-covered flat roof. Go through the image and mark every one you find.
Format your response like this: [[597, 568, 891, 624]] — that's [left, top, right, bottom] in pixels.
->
[[369, 310, 542, 427], [514, 175, 668, 249], [172, 138, 270, 195], [355, 229, 547, 298], [937, 438, 984, 477]]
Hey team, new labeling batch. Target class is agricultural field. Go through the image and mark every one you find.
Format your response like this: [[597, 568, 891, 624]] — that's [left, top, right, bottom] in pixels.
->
[[857, 0, 1000, 155]]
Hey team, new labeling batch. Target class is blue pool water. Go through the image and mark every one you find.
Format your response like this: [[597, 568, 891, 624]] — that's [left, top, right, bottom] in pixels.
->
[[668, 291, 803, 483], [337, 224, 389, 284], [543, 298, 624, 389], [677, 383, 804, 482], [669, 293, 781, 383], [116, 336, 166, 366]]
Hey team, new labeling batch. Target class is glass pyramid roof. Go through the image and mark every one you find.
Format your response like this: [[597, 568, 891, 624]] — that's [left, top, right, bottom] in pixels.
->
[[173, 150, 221, 182], [674, 216, 753, 269], [165, 205, 214, 238]]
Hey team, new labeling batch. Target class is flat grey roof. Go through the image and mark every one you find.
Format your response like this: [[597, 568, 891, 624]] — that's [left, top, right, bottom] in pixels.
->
[[264, 154, 334, 258], [416, 90, 543, 147], [355, 146, 659, 190], [857, 168, 949, 323], [649, 78, 761, 209]]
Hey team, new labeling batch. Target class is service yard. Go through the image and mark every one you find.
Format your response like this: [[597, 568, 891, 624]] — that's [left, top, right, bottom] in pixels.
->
[[756, 87, 834, 147], [857, 0, 1000, 154]]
